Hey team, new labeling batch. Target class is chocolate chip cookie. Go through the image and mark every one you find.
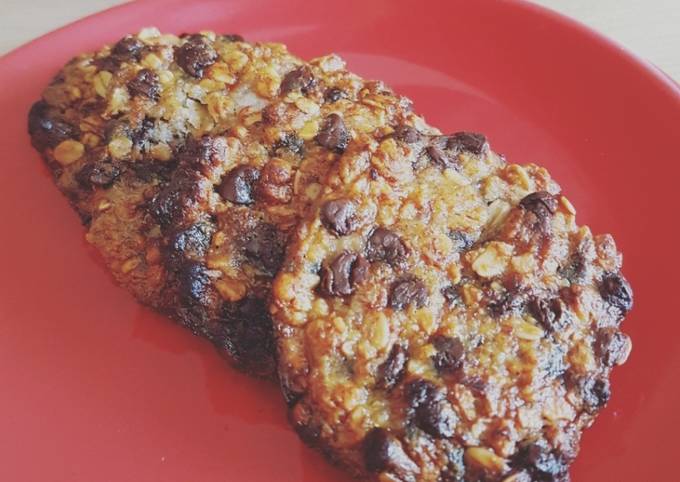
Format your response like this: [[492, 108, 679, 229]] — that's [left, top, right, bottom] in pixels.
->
[[28, 28, 423, 376], [271, 131, 633, 480]]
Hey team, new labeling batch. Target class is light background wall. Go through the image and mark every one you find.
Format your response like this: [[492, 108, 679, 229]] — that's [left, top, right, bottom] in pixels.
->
[[2, 0, 679, 80]]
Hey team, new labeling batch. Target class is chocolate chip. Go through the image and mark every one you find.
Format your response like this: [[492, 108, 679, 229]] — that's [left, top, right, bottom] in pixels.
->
[[111, 35, 144, 59], [127, 68, 160, 100], [324, 87, 346, 103], [218, 165, 260, 205], [595, 328, 631, 367], [441, 285, 461, 306], [320, 251, 369, 297], [578, 376, 611, 414], [487, 290, 525, 318], [512, 440, 569, 480], [75, 160, 120, 188], [28, 101, 79, 149], [393, 125, 421, 144], [431, 335, 464, 374], [389, 276, 428, 310], [316, 113, 350, 152], [599, 273, 633, 318], [176, 34, 217, 78], [527, 297, 564, 332], [243, 222, 285, 275], [149, 165, 205, 228], [366, 227, 408, 266], [446, 132, 488, 156], [426, 142, 456, 169], [273, 132, 304, 156], [405, 379, 457, 438], [519, 191, 558, 233], [363, 428, 419, 478], [320, 198, 358, 236], [280, 65, 316, 95], [448, 230, 475, 252], [425, 132, 488, 169], [178, 261, 217, 306], [222, 33, 244, 42], [376, 344, 408, 390]]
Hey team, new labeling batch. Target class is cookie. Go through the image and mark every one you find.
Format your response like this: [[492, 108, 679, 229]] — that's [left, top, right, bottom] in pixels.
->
[[28, 28, 422, 376], [271, 131, 633, 480]]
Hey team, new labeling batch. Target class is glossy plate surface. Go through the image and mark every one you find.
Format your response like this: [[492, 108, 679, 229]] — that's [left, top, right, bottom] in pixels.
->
[[1, 0, 678, 480]]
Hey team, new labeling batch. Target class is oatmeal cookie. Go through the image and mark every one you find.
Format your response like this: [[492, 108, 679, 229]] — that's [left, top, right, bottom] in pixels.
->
[[28, 28, 421, 376], [271, 131, 633, 480]]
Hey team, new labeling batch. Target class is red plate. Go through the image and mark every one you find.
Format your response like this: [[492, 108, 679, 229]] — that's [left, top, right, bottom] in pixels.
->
[[1, 1, 678, 480]]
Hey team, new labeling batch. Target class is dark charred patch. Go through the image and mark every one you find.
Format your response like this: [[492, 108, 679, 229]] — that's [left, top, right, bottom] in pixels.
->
[[598, 273, 633, 319], [217, 296, 276, 376], [175, 34, 218, 78], [178, 261, 217, 307], [405, 379, 457, 438], [218, 165, 260, 205], [376, 344, 408, 390], [127, 68, 161, 100], [133, 159, 175, 183], [320, 251, 369, 297], [167, 221, 214, 267], [320, 198, 359, 236], [28, 100, 79, 150], [75, 160, 120, 189], [431, 335, 464, 374], [280, 65, 316, 95], [389, 276, 428, 311], [149, 166, 205, 228], [179, 135, 226, 170], [316, 113, 350, 153], [242, 222, 286, 275], [366, 227, 409, 266], [362, 428, 419, 479]]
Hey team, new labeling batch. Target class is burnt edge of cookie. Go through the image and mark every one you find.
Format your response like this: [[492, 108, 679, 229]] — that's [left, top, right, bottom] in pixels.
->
[[28, 101, 278, 379]]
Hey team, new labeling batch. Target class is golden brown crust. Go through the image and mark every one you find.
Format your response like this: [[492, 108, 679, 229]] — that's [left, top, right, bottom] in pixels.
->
[[271, 130, 633, 480]]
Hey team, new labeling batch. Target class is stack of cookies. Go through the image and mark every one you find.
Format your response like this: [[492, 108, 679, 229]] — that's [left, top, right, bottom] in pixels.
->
[[29, 28, 633, 482]]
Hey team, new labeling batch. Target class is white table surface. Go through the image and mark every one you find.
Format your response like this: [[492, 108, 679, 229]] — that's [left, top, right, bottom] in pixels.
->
[[2, 0, 679, 81]]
